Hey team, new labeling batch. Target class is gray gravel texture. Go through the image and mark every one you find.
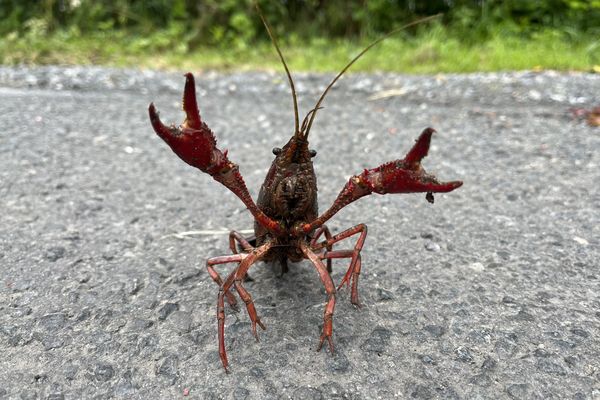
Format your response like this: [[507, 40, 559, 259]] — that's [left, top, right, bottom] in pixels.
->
[[1, 65, 599, 399]]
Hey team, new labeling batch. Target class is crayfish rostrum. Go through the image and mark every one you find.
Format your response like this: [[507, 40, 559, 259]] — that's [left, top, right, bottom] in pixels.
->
[[149, 10, 462, 372]]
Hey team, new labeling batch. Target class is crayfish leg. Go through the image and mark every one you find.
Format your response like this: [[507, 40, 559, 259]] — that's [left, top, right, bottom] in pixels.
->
[[301, 242, 337, 354], [216, 241, 274, 371]]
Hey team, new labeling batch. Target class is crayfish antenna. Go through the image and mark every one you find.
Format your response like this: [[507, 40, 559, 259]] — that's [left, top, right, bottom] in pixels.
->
[[302, 14, 442, 139], [255, 1, 300, 136]]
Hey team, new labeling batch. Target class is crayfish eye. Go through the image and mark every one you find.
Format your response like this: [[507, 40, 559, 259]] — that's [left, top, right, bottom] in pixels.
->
[[272, 147, 282, 155], [309, 149, 317, 158]]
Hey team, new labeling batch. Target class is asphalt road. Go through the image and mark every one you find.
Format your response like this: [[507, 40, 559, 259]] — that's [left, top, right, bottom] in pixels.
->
[[1, 66, 599, 399]]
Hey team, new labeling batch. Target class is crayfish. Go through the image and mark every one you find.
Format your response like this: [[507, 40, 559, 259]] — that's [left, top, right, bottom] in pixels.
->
[[149, 10, 462, 372]]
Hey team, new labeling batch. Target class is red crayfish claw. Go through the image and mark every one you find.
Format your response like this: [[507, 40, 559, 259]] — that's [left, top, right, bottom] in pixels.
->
[[293, 127, 463, 237], [359, 128, 463, 201], [149, 73, 229, 174], [149, 73, 286, 237]]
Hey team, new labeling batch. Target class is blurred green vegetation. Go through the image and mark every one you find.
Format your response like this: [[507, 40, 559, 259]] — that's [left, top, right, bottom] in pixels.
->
[[1, 0, 599, 72]]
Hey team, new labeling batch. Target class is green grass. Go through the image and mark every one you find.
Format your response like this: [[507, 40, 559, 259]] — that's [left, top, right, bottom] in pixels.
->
[[1, 25, 598, 73]]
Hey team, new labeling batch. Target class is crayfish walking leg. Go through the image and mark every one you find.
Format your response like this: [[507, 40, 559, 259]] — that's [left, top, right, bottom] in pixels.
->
[[234, 279, 265, 341], [313, 224, 368, 307], [228, 230, 253, 254], [206, 254, 246, 311], [301, 242, 337, 354], [310, 225, 334, 273], [217, 241, 274, 372], [206, 230, 256, 311]]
